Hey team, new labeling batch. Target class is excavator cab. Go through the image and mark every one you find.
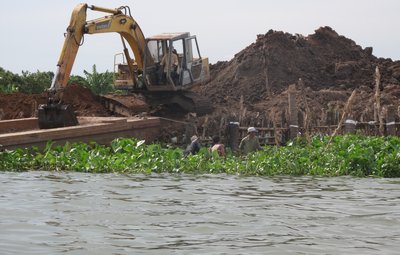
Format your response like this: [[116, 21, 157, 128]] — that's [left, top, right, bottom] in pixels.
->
[[112, 32, 212, 115], [143, 32, 210, 91], [113, 32, 210, 92]]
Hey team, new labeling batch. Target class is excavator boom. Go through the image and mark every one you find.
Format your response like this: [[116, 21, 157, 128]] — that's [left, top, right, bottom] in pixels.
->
[[49, 4, 150, 92]]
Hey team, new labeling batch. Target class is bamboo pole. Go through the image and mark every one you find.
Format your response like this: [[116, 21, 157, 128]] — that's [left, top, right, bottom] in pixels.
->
[[297, 79, 311, 143], [288, 84, 299, 140], [327, 89, 358, 146], [262, 41, 271, 96], [375, 66, 384, 135]]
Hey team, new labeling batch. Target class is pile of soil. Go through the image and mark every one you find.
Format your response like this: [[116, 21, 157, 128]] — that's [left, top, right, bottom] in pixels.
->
[[62, 84, 112, 117], [200, 26, 400, 102], [0, 93, 44, 120], [193, 26, 400, 133], [0, 84, 111, 120]]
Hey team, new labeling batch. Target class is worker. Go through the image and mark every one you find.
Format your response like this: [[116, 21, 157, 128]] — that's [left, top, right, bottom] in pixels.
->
[[183, 135, 201, 156], [239, 127, 262, 154], [172, 48, 179, 65], [209, 135, 225, 157], [171, 49, 180, 85], [160, 48, 179, 84]]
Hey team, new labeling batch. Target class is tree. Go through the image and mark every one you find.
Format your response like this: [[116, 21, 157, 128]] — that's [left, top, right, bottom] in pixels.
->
[[0, 67, 53, 94], [17, 70, 53, 94], [0, 65, 115, 95], [68, 75, 89, 87], [0, 67, 18, 93], [83, 65, 114, 95]]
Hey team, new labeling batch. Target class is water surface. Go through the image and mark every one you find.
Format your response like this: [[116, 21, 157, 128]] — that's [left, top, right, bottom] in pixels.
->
[[0, 172, 399, 254]]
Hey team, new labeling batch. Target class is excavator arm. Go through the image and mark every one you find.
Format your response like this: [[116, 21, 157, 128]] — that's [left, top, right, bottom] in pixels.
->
[[50, 3, 88, 92], [51, 3, 151, 91], [39, 3, 153, 129]]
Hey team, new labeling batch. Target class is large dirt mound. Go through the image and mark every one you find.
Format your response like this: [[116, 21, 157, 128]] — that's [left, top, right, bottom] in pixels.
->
[[192, 26, 400, 133], [198, 26, 400, 105]]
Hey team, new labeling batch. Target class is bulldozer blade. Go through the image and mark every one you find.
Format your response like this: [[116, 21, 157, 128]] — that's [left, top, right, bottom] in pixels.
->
[[38, 103, 78, 129]]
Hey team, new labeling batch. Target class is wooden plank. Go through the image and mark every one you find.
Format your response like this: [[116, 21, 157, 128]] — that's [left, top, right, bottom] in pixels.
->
[[0, 117, 161, 149], [127, 117, 160, 128], [0, 118, 38, 133], [0, 123, 112, 146]]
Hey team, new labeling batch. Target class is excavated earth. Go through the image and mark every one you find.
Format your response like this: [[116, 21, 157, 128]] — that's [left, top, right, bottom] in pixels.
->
[[0, 84, 111, 120], [194, 26, 400, 130], [1, 26, 400, 141]]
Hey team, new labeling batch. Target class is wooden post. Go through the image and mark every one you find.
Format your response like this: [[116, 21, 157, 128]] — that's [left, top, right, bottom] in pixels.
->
[[288, 84, 299, 140], [218, 117, 225, 138], [344, 119, 356, 134], [184, 124, 191, 144], [184, 123, 196, 144], [386, 105, 396, 136], [227, 122, 240, 152], [239, 95, 244, 124], [201, 115, 209, 139]]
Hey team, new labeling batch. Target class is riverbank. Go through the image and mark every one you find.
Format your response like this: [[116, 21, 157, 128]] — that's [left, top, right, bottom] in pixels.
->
[[1, 134, 399, 177]]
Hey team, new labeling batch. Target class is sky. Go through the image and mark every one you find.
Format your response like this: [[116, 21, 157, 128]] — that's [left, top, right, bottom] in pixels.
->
[[0, 0, 399, 76]]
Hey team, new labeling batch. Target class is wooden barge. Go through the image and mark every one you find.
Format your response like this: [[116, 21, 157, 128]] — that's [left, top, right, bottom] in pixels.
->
[[0, 117, 161, 150]]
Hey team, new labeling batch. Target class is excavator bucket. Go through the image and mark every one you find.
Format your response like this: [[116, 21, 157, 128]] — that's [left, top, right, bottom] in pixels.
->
[[38, 103, 78, 129]]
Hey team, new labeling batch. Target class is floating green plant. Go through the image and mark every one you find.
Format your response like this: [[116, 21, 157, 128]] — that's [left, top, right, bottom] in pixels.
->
[[1, 134, 400, 177]]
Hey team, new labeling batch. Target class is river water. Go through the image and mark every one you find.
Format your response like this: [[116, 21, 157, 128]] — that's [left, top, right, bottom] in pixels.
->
[[0, 172, 399, 255]]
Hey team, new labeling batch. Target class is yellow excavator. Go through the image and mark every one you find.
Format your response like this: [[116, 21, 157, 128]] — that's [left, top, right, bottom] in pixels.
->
[[38, 3, 211, 129]]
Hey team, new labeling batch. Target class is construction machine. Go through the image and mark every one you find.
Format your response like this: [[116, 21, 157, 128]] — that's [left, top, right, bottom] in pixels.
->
[[38, 3, 211, 129]]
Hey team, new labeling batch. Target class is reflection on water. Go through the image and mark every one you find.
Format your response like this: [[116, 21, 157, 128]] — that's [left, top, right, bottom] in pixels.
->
[[0, 172, 399, 255]]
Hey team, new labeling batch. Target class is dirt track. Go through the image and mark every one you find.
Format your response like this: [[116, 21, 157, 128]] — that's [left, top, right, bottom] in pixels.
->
[[1, 26, 400, 140]]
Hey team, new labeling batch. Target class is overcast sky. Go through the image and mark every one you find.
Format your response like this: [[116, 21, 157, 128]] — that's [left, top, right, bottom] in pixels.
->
[[1, 0, 399, 75]]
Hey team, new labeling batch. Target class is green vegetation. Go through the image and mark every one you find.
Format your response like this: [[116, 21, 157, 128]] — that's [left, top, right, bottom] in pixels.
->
[[0, 65, 114, 95], [1, 134, 400, 177], [0, 67, 52, 93], [82, 65, 114, 95]]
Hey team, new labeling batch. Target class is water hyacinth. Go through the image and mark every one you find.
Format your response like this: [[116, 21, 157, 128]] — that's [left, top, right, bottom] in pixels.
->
[[1, 134, 400, 177]]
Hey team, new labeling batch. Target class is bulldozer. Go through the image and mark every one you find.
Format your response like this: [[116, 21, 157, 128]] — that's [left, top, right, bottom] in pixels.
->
[[38, 3, 211, 129]]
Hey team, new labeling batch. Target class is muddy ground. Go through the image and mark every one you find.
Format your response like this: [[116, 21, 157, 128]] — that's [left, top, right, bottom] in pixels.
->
[[1, 26, 400, 142]]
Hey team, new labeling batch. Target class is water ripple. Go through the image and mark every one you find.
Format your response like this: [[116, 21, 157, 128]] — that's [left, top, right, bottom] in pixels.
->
[[0, 172, 399, 254]]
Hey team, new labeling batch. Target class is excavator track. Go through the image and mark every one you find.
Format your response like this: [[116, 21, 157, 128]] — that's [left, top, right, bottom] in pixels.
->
[[99, 91, 213, 117], [167, 91, 213, 116], [99, 93, 149, 117]]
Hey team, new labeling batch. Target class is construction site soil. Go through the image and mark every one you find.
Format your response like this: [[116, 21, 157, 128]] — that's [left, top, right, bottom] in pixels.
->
[[1, 26, 400, 141]]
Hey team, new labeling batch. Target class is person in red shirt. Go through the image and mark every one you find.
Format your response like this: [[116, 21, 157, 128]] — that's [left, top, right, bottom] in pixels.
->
[[209, 135, 225, 157]]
